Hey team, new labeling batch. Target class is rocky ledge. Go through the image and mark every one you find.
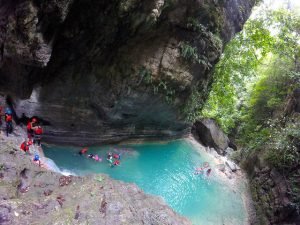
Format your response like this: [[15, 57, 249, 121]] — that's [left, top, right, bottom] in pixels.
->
[[0, 132, 191, 225]]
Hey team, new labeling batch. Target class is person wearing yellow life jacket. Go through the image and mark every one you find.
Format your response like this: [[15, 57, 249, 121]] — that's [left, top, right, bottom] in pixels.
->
[[4, 108, 13, 136]]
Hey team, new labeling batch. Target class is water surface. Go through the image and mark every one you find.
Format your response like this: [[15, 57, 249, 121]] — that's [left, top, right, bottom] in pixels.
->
[[44, 140, 246, 225]]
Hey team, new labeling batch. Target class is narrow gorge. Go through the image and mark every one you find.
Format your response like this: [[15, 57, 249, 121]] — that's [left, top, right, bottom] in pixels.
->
[[1, 0, 299, 224]]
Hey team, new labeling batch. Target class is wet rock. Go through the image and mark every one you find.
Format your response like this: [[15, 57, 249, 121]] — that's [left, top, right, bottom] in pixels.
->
[[225, 160, 237, 172]]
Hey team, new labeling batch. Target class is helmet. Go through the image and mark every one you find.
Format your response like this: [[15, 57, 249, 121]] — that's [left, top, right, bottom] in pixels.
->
[[32, 118, 37, 123], [34, 154, 39, 161], [5, 108, 12, 115]]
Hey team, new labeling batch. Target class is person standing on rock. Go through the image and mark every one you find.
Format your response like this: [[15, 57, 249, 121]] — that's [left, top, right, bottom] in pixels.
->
[[4, 108, 13, 136], [27, 117, 38, 139], [33, 125, 43, 146]]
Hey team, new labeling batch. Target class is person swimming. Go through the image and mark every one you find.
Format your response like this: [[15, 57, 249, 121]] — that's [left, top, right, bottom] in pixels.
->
[[87, 153, 94, 158], [113, 153, 121, 160], [79, 148, 88, 155], [92, 154, 102, 162], [206, 168, 212, 176], [195, 162, 210, 175]]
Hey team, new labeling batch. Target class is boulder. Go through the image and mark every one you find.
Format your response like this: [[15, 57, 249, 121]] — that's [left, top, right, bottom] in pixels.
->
[[225, 160, 237, 172], [192, 119, 230, 155]]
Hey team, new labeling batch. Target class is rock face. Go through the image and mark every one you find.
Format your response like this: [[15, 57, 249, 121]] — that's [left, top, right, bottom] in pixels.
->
[[0, 136, 191, 225], [0, 0, 255, 145], [192, 118, 231, 155], [246, 162, 300, 224], [284, 88, 300, 115]]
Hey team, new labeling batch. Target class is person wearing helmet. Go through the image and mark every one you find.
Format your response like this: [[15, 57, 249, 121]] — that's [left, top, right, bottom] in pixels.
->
[[4, 110, 13, 136], [33, 154, 41, 166], [5, 108, 12, 115]]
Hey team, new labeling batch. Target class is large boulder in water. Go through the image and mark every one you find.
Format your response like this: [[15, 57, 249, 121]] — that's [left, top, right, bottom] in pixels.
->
[[192, 119, 230, 155]]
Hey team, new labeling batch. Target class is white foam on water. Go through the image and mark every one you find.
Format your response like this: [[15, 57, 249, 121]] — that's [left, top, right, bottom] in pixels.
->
[[45, 157, 77, 176]]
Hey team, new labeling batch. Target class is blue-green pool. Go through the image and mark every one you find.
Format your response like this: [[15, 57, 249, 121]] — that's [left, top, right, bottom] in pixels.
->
[[43, 139, 247, 225]]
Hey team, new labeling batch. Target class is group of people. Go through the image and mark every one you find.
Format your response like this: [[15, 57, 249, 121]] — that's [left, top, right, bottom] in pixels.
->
[[20, 117, 44, 167], [0, 104, 44, 166], [79, 148, 121, 167], [107, 152, 121, 167]]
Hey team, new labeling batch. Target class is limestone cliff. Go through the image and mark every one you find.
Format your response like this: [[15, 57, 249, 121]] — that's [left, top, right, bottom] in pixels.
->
[[0, 0, 256, 145]]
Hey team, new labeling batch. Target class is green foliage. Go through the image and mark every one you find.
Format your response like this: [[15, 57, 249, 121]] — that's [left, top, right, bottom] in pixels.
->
[[264, 120, 300, 170], [201, 8, 300, 134], [179, 41, 213, 69], [179, 42, 200, 63]]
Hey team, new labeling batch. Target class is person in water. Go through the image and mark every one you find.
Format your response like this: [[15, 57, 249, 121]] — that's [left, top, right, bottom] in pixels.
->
[[79, 148, 88, 155], [107, 152, 113, 160], [87, 153, 94, 158], [113, 153, 121, 160], [92, 154, 102, 162], [113, 160, 120, 166], [206, 168, 212, 176]]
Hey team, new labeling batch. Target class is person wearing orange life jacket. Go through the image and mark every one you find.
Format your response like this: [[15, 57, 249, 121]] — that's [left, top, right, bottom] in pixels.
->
[[33, 125, 43, 146], [4, 109, 13, 136]]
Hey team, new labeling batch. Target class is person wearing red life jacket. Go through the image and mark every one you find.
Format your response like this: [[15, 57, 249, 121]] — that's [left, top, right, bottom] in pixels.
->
[[20, 140, 32, 153], [79, 148, 88, 155], [4, 111, 13, 136], [33, 125, 43, 146]]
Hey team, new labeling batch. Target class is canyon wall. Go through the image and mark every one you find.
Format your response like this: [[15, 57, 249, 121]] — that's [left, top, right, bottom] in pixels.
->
[[0, 0, 255, 145]]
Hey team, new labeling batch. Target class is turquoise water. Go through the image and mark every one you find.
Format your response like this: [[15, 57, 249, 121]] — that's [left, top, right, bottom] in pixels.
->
[[43, 140, 246, 225]]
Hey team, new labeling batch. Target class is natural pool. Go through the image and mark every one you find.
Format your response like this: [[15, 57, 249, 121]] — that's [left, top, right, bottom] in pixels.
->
[[43, 139, 248, 225]]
